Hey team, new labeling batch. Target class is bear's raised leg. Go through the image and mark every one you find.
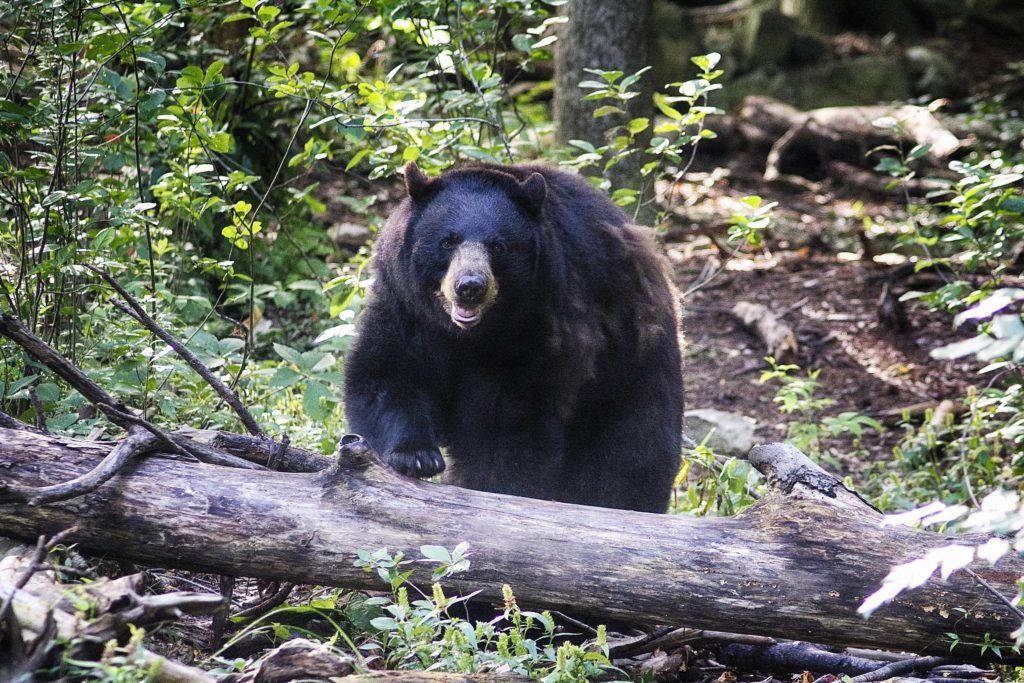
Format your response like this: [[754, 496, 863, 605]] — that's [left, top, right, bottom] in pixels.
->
[[344, 307, 446, 478]]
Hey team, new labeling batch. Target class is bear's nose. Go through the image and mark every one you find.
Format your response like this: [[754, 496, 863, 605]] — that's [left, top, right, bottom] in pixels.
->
[[454, 274, 487, 304]]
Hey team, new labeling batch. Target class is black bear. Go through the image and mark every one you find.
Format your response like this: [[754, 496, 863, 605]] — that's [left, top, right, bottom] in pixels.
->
[[343, 162, 683, 512]]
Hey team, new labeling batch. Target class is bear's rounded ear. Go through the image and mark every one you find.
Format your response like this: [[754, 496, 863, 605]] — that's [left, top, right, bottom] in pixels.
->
[[404, 162, 432, 202], [517, 172, 547, 207]]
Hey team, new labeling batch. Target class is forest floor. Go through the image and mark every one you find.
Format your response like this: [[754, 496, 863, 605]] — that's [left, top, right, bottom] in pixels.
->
[[667, 148, 982, 478]]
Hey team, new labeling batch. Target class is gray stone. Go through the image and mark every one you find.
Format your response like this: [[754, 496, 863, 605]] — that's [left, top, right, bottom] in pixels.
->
[[780, 0, 840, 35], [905, 46, 956, 98], [328, 221, 372, 250], [684, 408, 757, 457], [741, 8, 798, 66], [724, 55, 911, 110]]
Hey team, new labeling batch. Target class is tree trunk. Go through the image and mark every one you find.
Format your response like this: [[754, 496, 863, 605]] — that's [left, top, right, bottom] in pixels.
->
[[554, 0, 654, 201], [0, 428, 1020, 658]]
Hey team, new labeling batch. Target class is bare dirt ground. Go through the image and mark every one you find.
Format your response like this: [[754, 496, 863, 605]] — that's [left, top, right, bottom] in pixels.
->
[[667, 153, 982, 474]]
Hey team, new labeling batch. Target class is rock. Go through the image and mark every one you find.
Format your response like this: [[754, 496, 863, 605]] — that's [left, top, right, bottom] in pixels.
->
[[780, 0, 840, 35], [740, 8, 798, 66], [725, 55, 911, 110], [812, 55, 911, 106], [685, 408, 757, 457], [905, 45, 957, 98]]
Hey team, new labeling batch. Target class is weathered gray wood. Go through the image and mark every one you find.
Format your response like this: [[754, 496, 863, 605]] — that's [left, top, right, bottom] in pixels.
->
[[173, 427, 331, 473], [0, 429, 1020, 657]]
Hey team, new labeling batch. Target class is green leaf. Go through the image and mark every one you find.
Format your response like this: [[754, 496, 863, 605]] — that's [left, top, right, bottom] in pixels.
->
[[992, 173, 1023, 188], [207, 132, 233, 153], [310, 353, 337, 374], [370, 617, 399, 631], [257, 5, 280, 24], [906, 143, 932, 162], [302, 380, 332, 420], [567, 139, 596, 154], [627, 117, 649, 135], [954, 288, 1024, 325], [420, 545, 452, 563], [32, 382, 60, 403], [619, 67, 651, 90], [874, 157, 906, 175], [691, 52, 721, 71], [531, 34, 557, 49], [273, 343, 304, 365], [3, 375, 39, 398], [653, 93, 684, 120], [592, 105, 625, 118], [991, 314, 1024, 339], [58, 41, 85, 55], [512, 33, 532, 52], [269, 367, 303, 388], [205, 60, 225, 82]]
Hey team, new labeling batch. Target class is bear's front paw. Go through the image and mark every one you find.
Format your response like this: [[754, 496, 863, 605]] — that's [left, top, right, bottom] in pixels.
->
[[386, 448, 446, 478]]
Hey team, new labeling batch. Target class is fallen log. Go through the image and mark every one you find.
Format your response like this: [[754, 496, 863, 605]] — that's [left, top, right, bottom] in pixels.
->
[[0, 429, 1021, 658], [736, 96, 961, 184]]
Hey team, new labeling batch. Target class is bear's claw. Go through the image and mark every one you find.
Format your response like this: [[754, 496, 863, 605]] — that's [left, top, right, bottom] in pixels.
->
[[387, 449, 446, 478]]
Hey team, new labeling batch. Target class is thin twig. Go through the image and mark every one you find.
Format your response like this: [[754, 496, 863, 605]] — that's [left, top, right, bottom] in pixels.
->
[[551, 610, 598, 636], [233, 582, 296, 620], [966, 567, 1024, 621], [608, 626, 676, 657], [87, 266, 265, 438], [96, 403, 264, 471], [0, 308, 262, 473], [0, 527, 78, 623], [211, 575, 235, 646], [267, 433, 290, 471], [454, 0, 514, 161], [27, 385, 46, 432], [849, 655, 952, 682], [2, 427, 158, 506], [0, 310, 128, 412]]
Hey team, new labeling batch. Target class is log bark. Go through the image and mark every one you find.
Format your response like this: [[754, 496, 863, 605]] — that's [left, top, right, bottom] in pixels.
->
[[0, 429, 1021, 658]]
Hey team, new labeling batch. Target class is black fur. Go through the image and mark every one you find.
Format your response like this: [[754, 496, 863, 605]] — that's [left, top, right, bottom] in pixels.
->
[[343, 163, 683, 512]]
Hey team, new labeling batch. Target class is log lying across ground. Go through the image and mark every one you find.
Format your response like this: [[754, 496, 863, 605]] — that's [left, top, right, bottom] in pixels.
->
[[1, 427, 1022, 657]]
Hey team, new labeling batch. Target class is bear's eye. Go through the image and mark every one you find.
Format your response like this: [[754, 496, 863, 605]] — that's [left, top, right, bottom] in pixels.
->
[[440, 234, 460, 250], [488, 240, 507, 255]]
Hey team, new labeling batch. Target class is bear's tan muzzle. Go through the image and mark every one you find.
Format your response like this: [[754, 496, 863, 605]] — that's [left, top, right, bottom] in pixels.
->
[[439, 242, 498, 329]]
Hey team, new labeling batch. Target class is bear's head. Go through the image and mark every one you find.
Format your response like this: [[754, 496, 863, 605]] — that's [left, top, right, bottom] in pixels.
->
[[400, 163, 547, 332]]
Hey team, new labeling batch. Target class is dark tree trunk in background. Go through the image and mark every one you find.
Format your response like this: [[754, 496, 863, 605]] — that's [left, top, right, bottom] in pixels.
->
[[555, 0, 654, 208]]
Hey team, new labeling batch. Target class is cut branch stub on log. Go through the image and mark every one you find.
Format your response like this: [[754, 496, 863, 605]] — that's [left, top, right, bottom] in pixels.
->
[[0, 428, 1021, 658]]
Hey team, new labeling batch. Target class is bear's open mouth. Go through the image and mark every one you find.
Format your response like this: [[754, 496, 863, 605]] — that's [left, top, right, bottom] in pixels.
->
[[451, 303, 483, 328]]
